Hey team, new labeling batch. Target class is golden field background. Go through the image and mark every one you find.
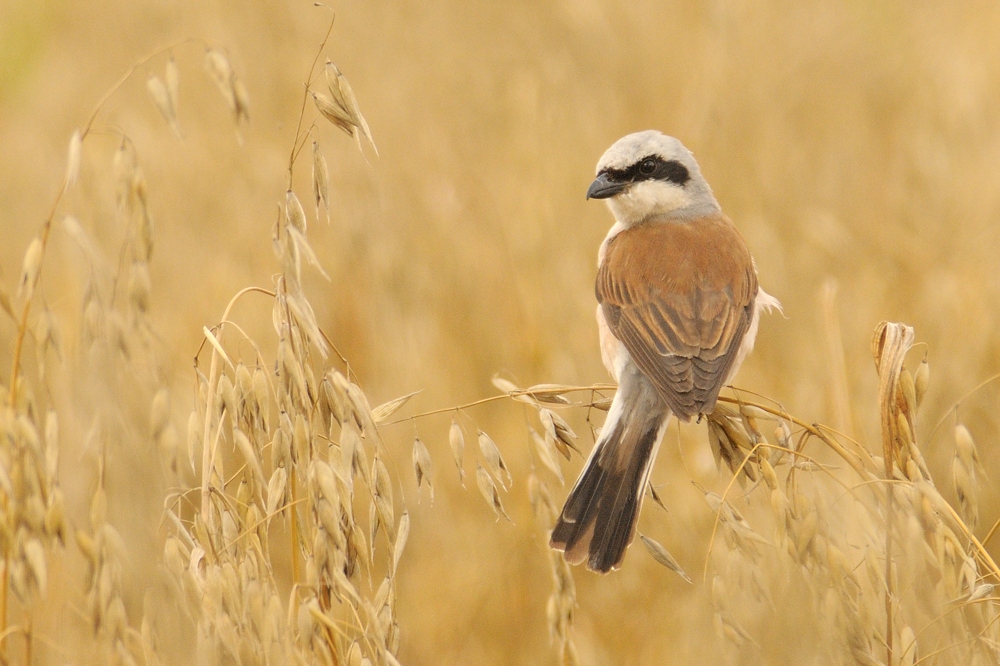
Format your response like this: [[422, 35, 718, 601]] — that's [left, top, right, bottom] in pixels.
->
[[2, 0, 1000, 663]]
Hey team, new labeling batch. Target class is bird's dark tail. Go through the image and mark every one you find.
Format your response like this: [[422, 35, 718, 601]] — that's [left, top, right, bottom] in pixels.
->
[[550, 398, 668, 573]]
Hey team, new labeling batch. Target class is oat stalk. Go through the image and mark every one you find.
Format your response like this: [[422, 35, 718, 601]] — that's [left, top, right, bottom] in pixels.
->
[[286, 9, 337, 188], [872, 322, 914, 666], [2, 38, 223, 660], [7, 36, 221, 409]]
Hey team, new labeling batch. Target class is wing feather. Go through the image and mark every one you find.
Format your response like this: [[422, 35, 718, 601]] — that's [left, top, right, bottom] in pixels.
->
[[597, 215, 757, 421]]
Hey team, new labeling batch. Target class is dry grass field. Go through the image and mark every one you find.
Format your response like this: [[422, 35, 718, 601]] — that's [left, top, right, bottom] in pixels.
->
[[2, 1, 1000, 664]]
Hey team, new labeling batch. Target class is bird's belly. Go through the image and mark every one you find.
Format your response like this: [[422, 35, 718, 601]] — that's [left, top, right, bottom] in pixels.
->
[[596, 305, 629, 382]]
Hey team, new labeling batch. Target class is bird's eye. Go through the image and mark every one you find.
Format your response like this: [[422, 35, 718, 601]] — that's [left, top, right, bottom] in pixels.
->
[[639, 159, 657, 175]]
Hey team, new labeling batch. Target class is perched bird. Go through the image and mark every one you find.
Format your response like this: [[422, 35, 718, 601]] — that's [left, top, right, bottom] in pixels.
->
[[550, 131, 779, 573]]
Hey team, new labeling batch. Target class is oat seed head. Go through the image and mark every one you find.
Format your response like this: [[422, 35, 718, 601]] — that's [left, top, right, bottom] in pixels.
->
[[477, 429, 511, 490], [146, 74, 181, 137], [412, 437, 434, 502], [65, 129, 82, 190], [449, 418, 465, 485]]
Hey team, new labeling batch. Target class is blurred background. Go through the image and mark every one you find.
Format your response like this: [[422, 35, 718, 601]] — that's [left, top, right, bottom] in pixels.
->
[[2, 0, 1000, 663]]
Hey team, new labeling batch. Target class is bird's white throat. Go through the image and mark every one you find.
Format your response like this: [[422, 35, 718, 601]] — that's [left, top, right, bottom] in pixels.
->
[[605, 180, 693, 227]]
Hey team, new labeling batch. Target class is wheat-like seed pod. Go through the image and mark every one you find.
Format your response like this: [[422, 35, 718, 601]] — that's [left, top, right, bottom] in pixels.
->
[[448, 418, 465, 485], [412, 437, 434, 502], [312, 140, 330, 224], [146, 74, 180, 137], [65, 129, 82, 190], [478, 429, 511, 490], [476, 464, 511, 522], [531, 426, 564, 485]]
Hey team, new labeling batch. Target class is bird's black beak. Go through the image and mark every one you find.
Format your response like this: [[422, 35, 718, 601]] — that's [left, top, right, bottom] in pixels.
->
[[586, 172, 627, 200]]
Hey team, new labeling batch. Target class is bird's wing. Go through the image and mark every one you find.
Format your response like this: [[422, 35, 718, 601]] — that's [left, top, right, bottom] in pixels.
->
[[597, 214, 757, 421]]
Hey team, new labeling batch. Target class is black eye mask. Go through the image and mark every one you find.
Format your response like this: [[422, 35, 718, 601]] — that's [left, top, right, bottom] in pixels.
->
[[601, 156, 690, 187]]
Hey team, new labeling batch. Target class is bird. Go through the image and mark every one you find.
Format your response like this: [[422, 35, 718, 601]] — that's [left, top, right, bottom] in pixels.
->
[[549, 131, 780, 573]]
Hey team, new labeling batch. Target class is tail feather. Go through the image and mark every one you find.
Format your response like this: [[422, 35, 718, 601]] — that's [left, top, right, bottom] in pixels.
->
[[550, 406, 666, 573]]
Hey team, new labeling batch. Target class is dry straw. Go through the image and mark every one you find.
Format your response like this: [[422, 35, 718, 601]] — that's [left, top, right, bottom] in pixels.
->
[[160, 17, 412, 664], [0, 13, 411, 662]]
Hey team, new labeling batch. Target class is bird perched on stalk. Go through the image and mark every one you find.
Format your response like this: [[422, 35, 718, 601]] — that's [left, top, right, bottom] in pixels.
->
[[550, 131, 779, 573]]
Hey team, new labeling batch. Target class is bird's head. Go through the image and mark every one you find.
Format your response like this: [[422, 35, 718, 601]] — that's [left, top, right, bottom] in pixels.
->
[[588, 131, 719, 226]]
